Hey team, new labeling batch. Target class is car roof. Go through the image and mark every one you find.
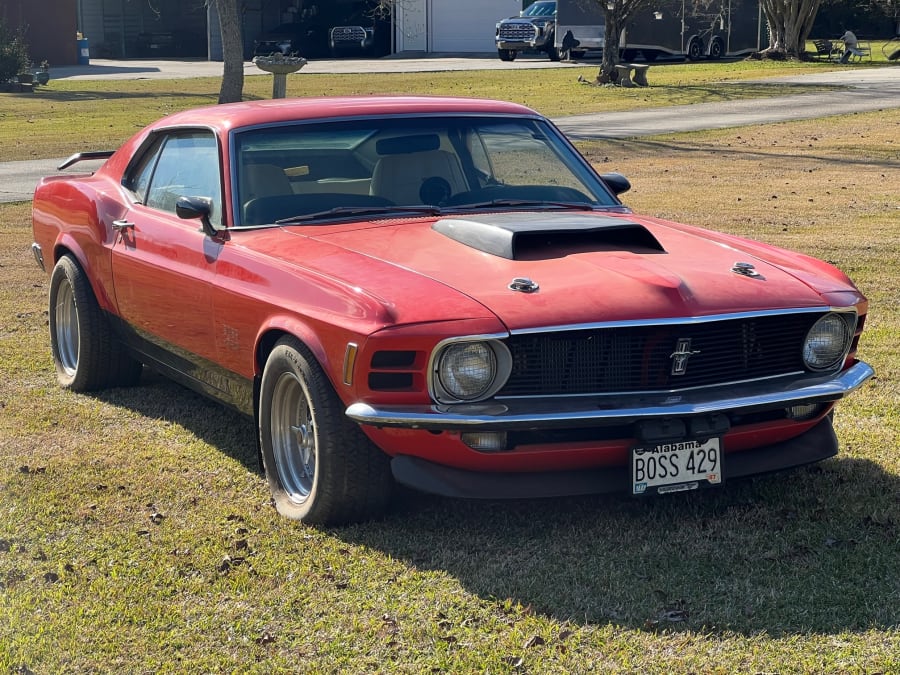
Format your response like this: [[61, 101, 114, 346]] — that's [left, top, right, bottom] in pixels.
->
[[148, 96, 541, 134]]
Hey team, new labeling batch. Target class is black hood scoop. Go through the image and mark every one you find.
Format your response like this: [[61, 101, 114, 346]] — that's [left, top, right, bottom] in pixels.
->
[[432, 213, 665, 260]]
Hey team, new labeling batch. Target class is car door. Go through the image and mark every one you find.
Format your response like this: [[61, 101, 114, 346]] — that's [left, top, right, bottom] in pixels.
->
[[111, 130, 225, 377]]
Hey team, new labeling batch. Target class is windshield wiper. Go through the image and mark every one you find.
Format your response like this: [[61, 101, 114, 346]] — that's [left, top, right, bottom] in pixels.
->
[[443, 199, 598, 212], [275, 205, 442, 224]]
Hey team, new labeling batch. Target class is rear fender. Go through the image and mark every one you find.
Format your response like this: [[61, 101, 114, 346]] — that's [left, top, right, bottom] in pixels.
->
[[36, 178, 128, 315]]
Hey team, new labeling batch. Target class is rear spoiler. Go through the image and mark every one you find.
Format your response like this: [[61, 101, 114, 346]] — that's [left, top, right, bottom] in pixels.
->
[[57, 150, 115, 170]]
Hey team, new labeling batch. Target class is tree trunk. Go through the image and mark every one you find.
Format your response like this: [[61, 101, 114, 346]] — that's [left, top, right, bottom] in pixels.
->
[[214, 0, 244, 104], [599, 12, 623, 83], [593, 0, 656, 83], [761, 0, 823, 57]]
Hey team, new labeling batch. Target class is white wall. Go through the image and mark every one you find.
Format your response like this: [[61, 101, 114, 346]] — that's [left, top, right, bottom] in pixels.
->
[[395, 0, 521, 53], [429, 0, 520, 52]]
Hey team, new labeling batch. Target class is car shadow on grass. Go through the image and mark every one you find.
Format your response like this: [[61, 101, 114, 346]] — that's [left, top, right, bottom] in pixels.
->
[[97, 369, 898, 636], [342, 455, 900, 636]]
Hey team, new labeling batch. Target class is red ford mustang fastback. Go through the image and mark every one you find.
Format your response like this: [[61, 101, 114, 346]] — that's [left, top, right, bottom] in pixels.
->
[[31, 96, 873, 524]]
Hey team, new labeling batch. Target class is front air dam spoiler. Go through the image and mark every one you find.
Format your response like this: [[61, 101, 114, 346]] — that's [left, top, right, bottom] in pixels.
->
[[390, 415, 840, 500]]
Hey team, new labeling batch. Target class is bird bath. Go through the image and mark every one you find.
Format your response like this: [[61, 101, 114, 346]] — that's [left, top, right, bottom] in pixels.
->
[[253, 55, 308, 98]]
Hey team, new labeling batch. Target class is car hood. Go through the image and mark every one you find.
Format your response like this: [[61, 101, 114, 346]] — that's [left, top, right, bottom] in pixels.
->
[[313, 211, 849, 331]]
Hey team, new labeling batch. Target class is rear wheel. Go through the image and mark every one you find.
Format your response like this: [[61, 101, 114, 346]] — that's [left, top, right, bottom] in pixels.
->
[[48, 255, 142, 391], [709, 38, 724, 59], [498, 49, 517, 62], [259, 337, 393, 524]]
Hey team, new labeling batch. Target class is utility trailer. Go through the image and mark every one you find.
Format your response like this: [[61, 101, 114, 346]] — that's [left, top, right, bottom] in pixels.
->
[[621, 0, 763, 61], [553, 0, 762, 61]]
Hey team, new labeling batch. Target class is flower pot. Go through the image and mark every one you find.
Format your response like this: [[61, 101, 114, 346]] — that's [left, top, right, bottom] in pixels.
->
[[17, 72, 34, 84], [35, 71, 49, 85]]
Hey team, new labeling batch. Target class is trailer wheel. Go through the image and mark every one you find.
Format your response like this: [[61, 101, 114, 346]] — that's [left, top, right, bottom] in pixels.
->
[[498, 49, 517, 62], [687, 37, 704, 61], [709, 38, 724, 60]]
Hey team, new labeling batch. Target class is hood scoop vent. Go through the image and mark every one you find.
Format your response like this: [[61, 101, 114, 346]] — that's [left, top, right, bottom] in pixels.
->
[[432, 213, 665, 260]]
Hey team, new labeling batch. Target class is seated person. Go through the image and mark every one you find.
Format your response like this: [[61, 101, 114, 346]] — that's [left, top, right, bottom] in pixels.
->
[[839, 30, 861, 63]]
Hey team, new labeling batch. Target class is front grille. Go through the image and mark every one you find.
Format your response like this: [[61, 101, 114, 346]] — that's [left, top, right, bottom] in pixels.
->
[[499, 313, 824, 397], [331, 26, 367, 44], [499, 23, 537, 41]]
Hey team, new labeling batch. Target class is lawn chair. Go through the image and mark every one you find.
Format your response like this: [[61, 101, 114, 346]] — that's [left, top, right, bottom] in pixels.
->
[[811, 38, 838, 60]]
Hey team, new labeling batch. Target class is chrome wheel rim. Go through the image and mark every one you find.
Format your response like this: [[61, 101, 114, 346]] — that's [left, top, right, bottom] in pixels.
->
[[271, 371, 316, 503], [54, 280, 79, 376]]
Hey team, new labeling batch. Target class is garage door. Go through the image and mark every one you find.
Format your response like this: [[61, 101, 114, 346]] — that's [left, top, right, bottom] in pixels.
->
[[430, 0, 520, 52]]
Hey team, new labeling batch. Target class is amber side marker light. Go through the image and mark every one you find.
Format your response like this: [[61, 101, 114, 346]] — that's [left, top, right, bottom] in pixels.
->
[[343, 343, 358, 385]]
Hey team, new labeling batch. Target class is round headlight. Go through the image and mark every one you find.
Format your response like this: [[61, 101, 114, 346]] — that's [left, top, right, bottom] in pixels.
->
[[803, 313, 852, 371], [437, 342, 497, 401]]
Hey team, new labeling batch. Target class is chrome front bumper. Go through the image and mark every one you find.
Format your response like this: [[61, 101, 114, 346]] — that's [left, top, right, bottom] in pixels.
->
[[346, 361, 874, 431]]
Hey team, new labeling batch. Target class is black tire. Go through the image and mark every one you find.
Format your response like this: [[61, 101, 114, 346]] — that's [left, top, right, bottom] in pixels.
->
[[498, 49, 516, 62], [48, 255, 142, 391], [687, 38, 704, 61], [709, 38, 724, 60], [546, 34, 560, 61], [259, 337, 393, 525]]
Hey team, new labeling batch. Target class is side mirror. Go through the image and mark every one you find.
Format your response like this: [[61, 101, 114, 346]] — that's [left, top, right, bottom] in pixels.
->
[[175, 195, 218, 237], [600, 172, 631, 196]]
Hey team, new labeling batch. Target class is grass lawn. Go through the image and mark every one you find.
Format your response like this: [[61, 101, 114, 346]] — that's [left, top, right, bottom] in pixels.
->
[[0, 56, 894, 161], [0, 64, 898, 672]]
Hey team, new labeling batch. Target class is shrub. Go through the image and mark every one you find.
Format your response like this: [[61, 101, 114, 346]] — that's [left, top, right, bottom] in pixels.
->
[[0, 18, 30, 82]]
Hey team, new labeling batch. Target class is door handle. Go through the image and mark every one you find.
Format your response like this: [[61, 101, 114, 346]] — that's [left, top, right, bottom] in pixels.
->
[[111, 219, 134, 231]]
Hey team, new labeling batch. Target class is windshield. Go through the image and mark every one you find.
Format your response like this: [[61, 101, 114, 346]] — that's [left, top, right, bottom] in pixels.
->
[[522, 1, 557, 17], [232, 114, 617, 226]]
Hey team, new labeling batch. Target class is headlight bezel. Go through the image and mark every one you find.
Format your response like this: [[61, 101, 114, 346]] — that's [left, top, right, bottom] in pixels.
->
[[429, 337, 512, 404], [802, 311, 856, 372]]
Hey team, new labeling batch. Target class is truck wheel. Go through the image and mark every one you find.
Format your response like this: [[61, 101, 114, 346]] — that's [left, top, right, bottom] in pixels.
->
[[709, 38, 724, 59], [498, 49, 516, 62], [546, 35, 560, 61], [259, 337, 393, 525], [49, 254, 142, 391], [687, 37, 704, 61]]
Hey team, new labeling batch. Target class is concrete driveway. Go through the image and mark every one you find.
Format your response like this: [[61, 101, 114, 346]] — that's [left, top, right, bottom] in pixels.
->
[[2, 59, 899, 203]]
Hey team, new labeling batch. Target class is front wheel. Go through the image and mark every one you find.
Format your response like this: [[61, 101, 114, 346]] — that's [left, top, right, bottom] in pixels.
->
[[687, 37, 704, 61], [259, 337, 393, 525], [546, 35, 560, 61], [709, 38, 724, 60], [48, 255, 142, 391], [498, 49, 517, 62]]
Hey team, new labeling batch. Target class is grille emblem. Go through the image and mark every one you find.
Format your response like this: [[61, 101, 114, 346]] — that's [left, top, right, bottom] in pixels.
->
[[670, 338, 700, 376]]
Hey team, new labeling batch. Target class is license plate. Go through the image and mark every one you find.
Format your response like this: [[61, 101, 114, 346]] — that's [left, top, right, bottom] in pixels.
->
[[631, 438, 722, 495]]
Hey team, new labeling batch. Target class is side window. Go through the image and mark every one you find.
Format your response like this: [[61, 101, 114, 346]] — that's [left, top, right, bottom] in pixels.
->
[[478, 125, 585, 191], [143, 131, 223, 226], [125, 136, 164, 203], [466, 131, 493, 180]]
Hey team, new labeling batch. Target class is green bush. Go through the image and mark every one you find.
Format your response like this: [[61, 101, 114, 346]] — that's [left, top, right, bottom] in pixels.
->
[[0, 18, 30, 82]]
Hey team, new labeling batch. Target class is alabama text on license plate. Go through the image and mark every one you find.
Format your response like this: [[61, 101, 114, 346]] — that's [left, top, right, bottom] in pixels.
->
[[631, 438, 722, 495]]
